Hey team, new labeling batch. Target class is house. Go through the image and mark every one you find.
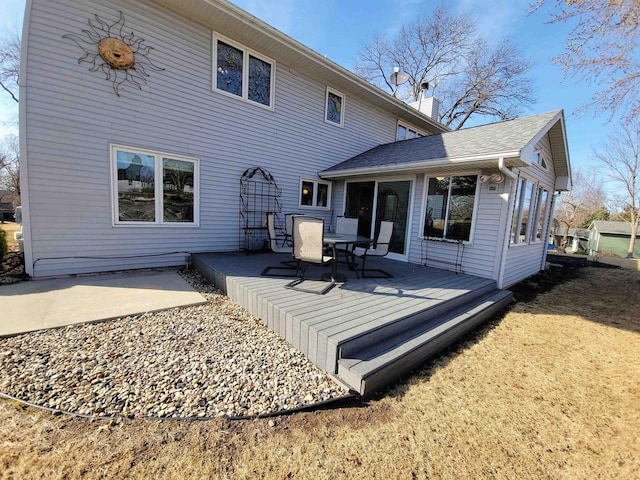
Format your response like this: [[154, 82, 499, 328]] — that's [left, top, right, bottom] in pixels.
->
[[0, 190, 18, 222], [588, 221, 640, 258], [19, 0, 571, 290]]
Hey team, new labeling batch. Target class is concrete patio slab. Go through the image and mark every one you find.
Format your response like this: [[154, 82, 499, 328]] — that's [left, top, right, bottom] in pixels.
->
[[0, 270, 207, 337]]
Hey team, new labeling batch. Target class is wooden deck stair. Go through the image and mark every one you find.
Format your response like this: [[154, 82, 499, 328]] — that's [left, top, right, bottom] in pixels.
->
[[336, 288, 512, 395], [192, 252, 512, 397]]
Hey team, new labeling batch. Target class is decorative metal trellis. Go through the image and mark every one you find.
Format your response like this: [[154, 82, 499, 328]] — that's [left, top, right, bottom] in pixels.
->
[[239, 167, 282, 252]]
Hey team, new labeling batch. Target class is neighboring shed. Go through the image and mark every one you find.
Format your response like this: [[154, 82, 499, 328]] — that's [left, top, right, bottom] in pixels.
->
[[588, 221, 640, 258], [552, 228, 590, 253]]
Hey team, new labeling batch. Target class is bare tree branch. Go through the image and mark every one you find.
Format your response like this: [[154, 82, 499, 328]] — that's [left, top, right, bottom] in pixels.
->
[[533, 0, 640, 124], [0, 32, 20, 104], [354, 4, 534, 129]]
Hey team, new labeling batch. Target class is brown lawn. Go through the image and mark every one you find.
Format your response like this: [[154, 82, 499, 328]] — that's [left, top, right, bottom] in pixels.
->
[[1, 266, 639, 479]]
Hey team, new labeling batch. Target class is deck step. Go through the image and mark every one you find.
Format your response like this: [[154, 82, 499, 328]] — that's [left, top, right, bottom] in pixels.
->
[[336, 280, 498, 362], [337, 289, 513, 395]]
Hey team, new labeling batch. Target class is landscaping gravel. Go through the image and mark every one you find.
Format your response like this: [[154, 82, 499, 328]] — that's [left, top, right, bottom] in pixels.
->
[[0, 268, 348, 418]]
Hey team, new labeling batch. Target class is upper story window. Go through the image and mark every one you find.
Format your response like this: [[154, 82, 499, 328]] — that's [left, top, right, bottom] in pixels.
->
[[325, 87, 345, 127], [397, 122, 426, 141], [423, 175, 478, 242], [299, 178, 331, 209], [111, 145, 199, 226], [213, 33, 274, 109], [532, 150, 548, 169]]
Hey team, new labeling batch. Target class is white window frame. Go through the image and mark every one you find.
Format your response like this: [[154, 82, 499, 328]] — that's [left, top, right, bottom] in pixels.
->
[[325, 87, 345, 127], [532, 150, 548, 170], [531, 187, 550, 243], [110, 144, 200, 227], [510, 176, 542, 246], [299, 178, 332, 210], [396, 121, 426, 141], [420, 172, 481, 244], [212, 32, 275, 110]]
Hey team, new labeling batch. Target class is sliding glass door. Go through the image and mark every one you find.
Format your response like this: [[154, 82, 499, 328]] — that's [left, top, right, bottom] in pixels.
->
[[345, 179, 413, 259]]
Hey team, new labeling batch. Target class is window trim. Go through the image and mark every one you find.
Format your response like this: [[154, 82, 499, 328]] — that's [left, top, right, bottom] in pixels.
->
[[212, 32, 275, 110], [531, 187, 550, 243], [298, 177, 332, 210], [110, 144, 200, 227], [396, 121, 427, 140], [325, 87, 345, 127], [532, 150, 548, 170], [420, 172, 481, 244]]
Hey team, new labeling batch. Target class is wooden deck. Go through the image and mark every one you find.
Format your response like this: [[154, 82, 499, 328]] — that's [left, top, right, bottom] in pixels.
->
[[192, 252, 512, 395]]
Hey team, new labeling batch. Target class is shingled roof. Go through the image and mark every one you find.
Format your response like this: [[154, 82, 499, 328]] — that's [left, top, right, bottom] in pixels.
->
[[590, 221, 639, 236], [320, 110, 569, 182]]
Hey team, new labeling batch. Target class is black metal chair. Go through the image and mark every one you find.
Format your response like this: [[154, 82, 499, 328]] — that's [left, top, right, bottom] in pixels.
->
[[353, 220, 394, 278]]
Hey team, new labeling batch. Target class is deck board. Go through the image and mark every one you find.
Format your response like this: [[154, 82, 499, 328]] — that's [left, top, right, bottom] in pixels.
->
[[192, 252, 501, 387]]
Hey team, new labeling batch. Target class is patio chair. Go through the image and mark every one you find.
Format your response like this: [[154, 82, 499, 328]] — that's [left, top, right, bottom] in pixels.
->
[[334, 216, 359, 268], [260, 213, 297, 277], [285, 216, 336, 294], [284, 212, 305, 246], [353, 220, 394, 279]]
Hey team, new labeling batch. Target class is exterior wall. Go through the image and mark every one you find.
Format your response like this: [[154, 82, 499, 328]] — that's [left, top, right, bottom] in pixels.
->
[[501, 134, 557, 287], [23, 0, 402, 277]]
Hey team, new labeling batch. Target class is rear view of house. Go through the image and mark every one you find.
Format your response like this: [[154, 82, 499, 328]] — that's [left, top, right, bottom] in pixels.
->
[[19, 0, 571, 289]]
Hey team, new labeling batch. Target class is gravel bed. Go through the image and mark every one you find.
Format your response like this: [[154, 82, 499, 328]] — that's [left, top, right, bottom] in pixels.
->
[[0, 268, 348, 418]]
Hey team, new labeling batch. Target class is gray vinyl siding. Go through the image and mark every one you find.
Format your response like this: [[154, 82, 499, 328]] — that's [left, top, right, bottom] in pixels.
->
[[24, 0, 398, 277], [408, 174, 509, 280], [501, 134, 557, 287]]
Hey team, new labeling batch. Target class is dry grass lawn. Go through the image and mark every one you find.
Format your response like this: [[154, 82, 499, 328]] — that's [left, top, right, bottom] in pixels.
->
[[1, 266, 639, 479]]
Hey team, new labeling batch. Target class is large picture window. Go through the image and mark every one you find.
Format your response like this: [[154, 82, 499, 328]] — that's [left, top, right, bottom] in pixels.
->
[[112, 145, 199, 226], [423, 175, 478, 242], [213, 34, 274, 109]]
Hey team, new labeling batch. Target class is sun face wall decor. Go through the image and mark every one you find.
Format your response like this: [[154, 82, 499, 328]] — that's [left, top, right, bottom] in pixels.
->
[[63, 11, 164, 96]]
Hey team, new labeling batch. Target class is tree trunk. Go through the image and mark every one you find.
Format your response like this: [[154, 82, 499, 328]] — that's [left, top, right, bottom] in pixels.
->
[[627, 222, 638, 258]]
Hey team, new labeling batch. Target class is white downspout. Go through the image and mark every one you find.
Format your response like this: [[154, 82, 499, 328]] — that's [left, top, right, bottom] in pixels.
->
[[496, 157, 518, 288]]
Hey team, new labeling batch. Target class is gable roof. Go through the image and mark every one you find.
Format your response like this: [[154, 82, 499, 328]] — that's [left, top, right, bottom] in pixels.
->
[[152, 0, 447, 135], [320, 110, 571, 189], [590, 221, 639, 236]]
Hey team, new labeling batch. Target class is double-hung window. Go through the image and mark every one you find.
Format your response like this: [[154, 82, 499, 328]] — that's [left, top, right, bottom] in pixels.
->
[[213, 33, 274, 109], [111, 145, 199, 226], [299, 178, 331, 209], [423, 175, 478, 242]]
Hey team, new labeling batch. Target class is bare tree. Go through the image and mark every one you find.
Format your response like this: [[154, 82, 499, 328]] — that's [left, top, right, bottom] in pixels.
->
[[532, 0, 640, 123], [0, 32, 20, 103], [0, 134, 19, 196], [593, 120, 639, 258], [354, 4, 535, 130], [554, 169, 607, 251]]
